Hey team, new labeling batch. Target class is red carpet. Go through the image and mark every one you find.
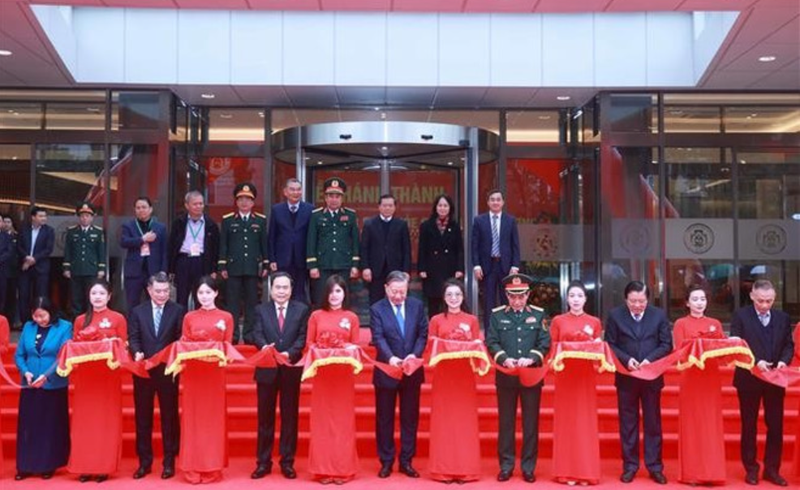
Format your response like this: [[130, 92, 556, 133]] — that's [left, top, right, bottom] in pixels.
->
[[2, 332, 800, 485]]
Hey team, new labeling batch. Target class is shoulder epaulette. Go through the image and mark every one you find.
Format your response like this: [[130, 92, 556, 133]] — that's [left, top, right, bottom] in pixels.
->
[[530, 305, 544, 312], [67, 225, 78, 230], [92, 225, 103, 230], [492, 305, 506, 312], [254, 212, 266, 218], [344, 207, 357, 213], [312, 207, 324, 213], [223, 212, 235, 218]]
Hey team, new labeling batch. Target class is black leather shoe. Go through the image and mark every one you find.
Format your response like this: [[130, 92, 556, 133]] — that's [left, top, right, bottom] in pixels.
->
[[79, 474, 92, 483], [399, 464, 420, 478], [378, 462, 392, 478], [15, 473, 29, 481], [497, 470, 512, 482], [251, 464, 272, 479], [745, 471, 759, 485], [133, 466, 151, 479], [649, 471, 667, 485], [41, 471, 54, 480], [280, 465, 297, 479], [620, 470, 636, 483], [522, 472, 536, 483], [96, 474, 108, 483], [161, 465, 175, 480], [763, 471, 788, 487]]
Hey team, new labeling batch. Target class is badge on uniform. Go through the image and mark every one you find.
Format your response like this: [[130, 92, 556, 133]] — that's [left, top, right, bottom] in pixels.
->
[[340, 318, 351, 330], [340, 215, 349, 222], [525, 317, 537, 323], [500, 319, 511, 324]]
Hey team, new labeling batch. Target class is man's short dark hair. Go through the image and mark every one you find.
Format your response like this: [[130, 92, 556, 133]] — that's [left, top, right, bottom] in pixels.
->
[[271, 271, 294, 287], [147, 272, 171, 287], [30, 205, 47, 217], [385, 270, 410, 285], [752, 279, 775, 292], [486, 189, 504, 200], [624, 280, 648, 299], [379, 194, 396, 205]]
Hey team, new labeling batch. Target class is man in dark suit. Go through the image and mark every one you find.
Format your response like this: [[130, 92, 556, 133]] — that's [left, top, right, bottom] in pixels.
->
[[732, 279, 793, 487], [360, 195, 411, 306], [127, 272, 185, 480], [120, 197, 168, 311], [250, 272, 309, 480], [471, 190, 520, 330], [0, 217, 13, 315], [168, 191, 220, 309], [18, 206, 55, 323], [268, 178, 312, 303], [369, 271, 428, 479], [605, 281, 672, 485]]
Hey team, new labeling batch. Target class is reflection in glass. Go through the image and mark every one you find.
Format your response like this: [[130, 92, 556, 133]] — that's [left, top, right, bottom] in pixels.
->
[[271, 109, 500, 133], [667, 260, 734, 323], [506, 111, 562, 143], [208, 109, 265, 142], [0, 103, 42, 129], [665, 148, 732, 218], [34, 144, 105, 216], [111, 92, 160, 130], [737, 150, 800, 219], [663, 106, 721, 133], [608, 94, 656, 133], [0, 145, 32, 224], [725, 108, 800, 133]]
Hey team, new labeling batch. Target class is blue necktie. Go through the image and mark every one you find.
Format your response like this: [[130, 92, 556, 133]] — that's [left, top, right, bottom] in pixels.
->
[[154, 306, 163, 335], [395, 305, 405, 336], [491, 215, 500, 257]]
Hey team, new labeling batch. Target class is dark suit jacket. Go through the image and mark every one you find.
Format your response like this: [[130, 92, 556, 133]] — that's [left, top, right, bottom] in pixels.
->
[[731, 306, 794, 391], [17, 224, 55, 274], [127, 300, 185, 359], [417, 218, 464, 297], [268, 201, 313, 270], [370, 297, 428, 388], [470, 212, 520, 275], [0, 231, 12, 278], [605, 304, 672, 389], [360, 216, 411, 276], [120, 219, 168, 279], [167, 214, 220, 275], [251, 300, 310, 383]]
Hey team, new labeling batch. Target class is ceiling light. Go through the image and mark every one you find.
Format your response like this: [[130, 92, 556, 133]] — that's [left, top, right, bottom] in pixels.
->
[[374, 107, 381, 111], [200, 93, 215, 99], [380, 146, 388, 151], [556, 95, 571, 101], [219, 113, 233, 119], [538, 115, 551, 120], [447, 161, 453, 166], [258, 111, 265, 118], [86, 107, 101, 113], [0, 50, 12, 56], [317, 160, 323, 165], [758, 55, 776, 62], [792, 213, 800, 221]]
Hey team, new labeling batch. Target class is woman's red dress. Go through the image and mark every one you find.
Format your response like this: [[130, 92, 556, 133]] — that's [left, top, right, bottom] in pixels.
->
[[550, 312, 602, 485], [792, 322, 800, 476], [0, 314, 9, 474], [179, 308, 234, 484], [67, 309, 127, 475], [428, 311, 482, 482], [674, 315, 726, 485], [306, 308, 360, 482]]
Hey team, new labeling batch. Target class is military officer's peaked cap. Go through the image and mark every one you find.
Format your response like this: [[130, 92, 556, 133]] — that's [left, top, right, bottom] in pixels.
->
[[75, 201, 96, 216], [234, 182, 257, 200], [323, 177, 346, 194], [503, 273, 533, 295]]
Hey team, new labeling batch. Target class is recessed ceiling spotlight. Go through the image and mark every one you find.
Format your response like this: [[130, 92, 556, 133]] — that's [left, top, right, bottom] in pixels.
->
[[219, 113, 233, 119], [200, 93, 215, 99], [258, 111, 265, 118], [556, 95, 571, 101], [374, 107, 381, 111], [317, 160, 323, 165], [758, 55, 776, 62], [86, 107, 101, 113], [0, 50, 12, 56], [380, 146, 388, 151], [447, 161, 453, 166]]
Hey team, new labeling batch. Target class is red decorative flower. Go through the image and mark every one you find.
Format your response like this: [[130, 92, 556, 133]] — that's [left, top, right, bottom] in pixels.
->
[[75, 326, 103, 342], [697, 329, 725, 340], [445, 328, 471, 341], [316, 331, 345, 349], [185, 328, 212, 342], [564, 330, 593, 342]]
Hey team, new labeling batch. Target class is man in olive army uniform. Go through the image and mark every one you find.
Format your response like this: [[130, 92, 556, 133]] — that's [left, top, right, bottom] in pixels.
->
[[219, 182, 269, 344], [63, 202, 106, 316], [306, 177, 360, 306], [485, 273, 550, 484]]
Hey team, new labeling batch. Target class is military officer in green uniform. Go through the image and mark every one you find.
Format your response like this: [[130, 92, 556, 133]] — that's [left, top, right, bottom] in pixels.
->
[[306, 177, 360, 306], [485, 273, 550, 484], [63, 202, 106, 316], [219, 182, 269, 344]]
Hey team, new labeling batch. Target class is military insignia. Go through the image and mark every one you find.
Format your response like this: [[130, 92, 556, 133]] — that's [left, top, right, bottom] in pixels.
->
[[243, 185, 250, 192], [332, 180, 339, 188], [500, 319, 511, 324], [340, 215, 349, 222], [99, 318, 111, 329], [525, 316, 537, 323], [80, 204, 92, 213], [512, 277, 521, 285], [215, 320, 227, 331], [340, 318, 351, 330]]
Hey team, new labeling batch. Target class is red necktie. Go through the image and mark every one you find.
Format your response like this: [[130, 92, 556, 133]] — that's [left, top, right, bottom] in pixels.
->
[[278, 306, 285, 332]]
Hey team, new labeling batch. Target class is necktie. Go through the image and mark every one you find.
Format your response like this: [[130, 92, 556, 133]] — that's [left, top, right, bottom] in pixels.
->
[[154, 306, 163, 335], [395, 305, 405, 335], [634, 313, 642, 322], [290, 205, 297, 214], [290, 206, 298, 226], [491, 214, 500, 257], [759, 313, 770, 327], [278, 306, 285, 331]]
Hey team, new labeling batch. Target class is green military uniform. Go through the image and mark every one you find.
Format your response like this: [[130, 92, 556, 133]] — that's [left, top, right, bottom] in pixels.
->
[[306, 177, 360, 306], [219, 182, 269, 344], [63, 202, 106, 316], [485, 274, 551, 482]]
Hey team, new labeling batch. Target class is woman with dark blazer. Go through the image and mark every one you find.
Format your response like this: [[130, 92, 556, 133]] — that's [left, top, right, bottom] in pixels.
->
[[14, 297, 72, 480], [417, 194, 464, 316]]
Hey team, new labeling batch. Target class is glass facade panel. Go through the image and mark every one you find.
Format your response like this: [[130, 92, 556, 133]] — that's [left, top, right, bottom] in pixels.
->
[[608, 94, 656, 133], [665, 148, 732, 218], [0, 144, 32, 224], [506, 110, 562, 143], [111, 91, 161, 130], [208, 108, 265, 142], [663, 106, 722, 133], [725, 107, 800, 133], [45, 102, 105, 130], [34, 144, 105, 216], [0, 103, 42, 129]]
